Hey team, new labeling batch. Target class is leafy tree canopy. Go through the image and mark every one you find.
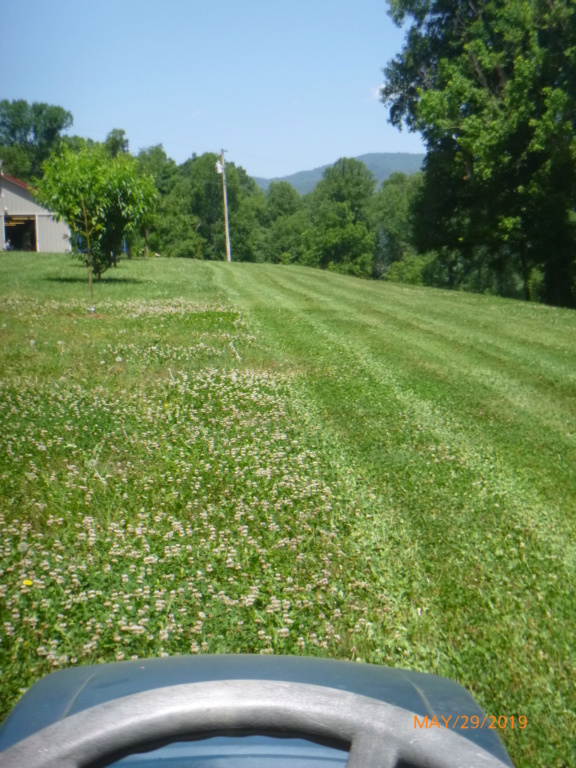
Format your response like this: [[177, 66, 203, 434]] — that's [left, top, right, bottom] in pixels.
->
[[61, 135, 97, 153], [263, 208, 310, 265], [266, 181, 302, 221], [298, 158, 377, 276], [371, 172, 422, 274], [153, 152, 265, 261], [137, 145, 178, 196], [303, 198, 375, 276], [313, 157, 376, 224], [104, 128, 129, 157], [381, 0, 576, 307], [0, 99, 73, 180], [36, 145, 157, 278]]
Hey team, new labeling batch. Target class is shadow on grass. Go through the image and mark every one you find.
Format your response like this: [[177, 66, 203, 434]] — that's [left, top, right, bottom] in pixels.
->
[[46, 276, 149, 285]]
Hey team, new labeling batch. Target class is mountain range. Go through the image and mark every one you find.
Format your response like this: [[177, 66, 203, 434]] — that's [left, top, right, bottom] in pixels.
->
[[253, 152, 425, 195]]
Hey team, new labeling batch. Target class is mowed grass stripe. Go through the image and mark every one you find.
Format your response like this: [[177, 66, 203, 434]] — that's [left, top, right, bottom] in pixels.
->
[[260, 264, 576, 403], [221, 264, 576, 517], [219, 262, 574, 571], [271, 264, 576, 385], [221, 263, 576, 579], [215, 262, 576, 765]]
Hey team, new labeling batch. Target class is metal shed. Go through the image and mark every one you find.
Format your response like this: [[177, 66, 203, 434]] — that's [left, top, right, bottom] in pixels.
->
[[0, 172, 70, 253]]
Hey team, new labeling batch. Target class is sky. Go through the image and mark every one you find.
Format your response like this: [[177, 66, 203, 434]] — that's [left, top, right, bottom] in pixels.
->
[[1, 0, 424, 179]]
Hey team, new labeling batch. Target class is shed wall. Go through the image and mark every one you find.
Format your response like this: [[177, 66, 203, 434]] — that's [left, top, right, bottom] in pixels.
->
[[1, 181, 46, 215], [37, 215, 71, 253], [1, 176, 70, 253]]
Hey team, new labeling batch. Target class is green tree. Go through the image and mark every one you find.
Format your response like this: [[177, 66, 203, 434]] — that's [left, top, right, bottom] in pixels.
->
[[230, 191, 268, 262], [371, 171, 422, 277], [302, 158, 376, 275], [104, 128, 130, 157], [264, 209, 310, 264], [0, 144, 33, 181], [136, 145, 179, 256], [381, 0, 576, 307], [302, 199, 375, 276], [261, 182, 307, 264], [150, 152, 264, 261], [61, 135, 97, 153], [162, 153, 224, 260], [137, 145, 178, 196], [313, 157, 376, 224], [0, 100, 73, 181], [266, 181, 302, 221], [36, 145, 157, 282]]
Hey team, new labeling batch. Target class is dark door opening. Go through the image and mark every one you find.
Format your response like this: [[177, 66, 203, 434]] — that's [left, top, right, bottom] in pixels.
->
[[4, 216, 37, 251]]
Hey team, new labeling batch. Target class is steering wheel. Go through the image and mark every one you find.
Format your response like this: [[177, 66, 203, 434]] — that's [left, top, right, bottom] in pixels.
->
[[0, 679, 511, 768]]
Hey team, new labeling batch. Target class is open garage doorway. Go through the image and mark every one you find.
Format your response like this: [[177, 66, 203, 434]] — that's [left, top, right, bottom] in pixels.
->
[[4, 215, 37, 251]]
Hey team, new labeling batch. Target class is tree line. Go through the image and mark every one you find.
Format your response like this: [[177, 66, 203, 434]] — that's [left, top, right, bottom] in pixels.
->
[[0, 100, 543, 302], [3, 0, 576, 316], [0, 100, 422, 285]]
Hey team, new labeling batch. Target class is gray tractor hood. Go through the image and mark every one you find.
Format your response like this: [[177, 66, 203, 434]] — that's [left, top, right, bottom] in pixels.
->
[[0, 655, 514, 767]]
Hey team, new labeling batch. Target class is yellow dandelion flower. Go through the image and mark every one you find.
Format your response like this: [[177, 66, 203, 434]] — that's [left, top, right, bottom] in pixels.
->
[[22, 579, 33, 587]]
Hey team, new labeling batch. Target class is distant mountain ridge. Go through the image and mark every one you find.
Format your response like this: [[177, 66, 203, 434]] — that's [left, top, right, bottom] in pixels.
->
[[253, 152, 425, 195]]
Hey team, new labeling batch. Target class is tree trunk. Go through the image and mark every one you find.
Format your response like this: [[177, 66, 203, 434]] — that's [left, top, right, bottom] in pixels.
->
[[445, 250, 455, 289], [544, 252, 576, 308], [519, 247, 530, 302]]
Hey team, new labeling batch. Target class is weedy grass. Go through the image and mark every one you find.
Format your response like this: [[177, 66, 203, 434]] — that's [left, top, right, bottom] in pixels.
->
[[1, 253, 575, 767]]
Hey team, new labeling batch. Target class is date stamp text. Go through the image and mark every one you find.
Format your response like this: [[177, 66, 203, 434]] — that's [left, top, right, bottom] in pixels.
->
[[414, 714, 528, 731]]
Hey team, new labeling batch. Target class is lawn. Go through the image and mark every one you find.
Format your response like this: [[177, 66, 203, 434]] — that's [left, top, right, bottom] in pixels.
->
[[1, 253, 575, 767]]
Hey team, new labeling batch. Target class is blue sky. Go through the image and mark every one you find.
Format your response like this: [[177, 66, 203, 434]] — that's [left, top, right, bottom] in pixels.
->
[[1, 0, 424, 179]]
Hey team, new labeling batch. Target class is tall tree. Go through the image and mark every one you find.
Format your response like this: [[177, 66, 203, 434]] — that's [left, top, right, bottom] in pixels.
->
[[266, 181, 302, 221], [135, 145, 179, 257], [381, 0, 576, 307], [137, 145, 178, 195], [230, 192, 268, 262], [263, 208, 310, 264], [302, 199, 375, 276], [263, 182, 307, 264], [104, 128, 130, 157], [302, 158, 376, 275], [313, 157, 376, 224], [0, 100, 73, 180], [371, 171, 422, 276]]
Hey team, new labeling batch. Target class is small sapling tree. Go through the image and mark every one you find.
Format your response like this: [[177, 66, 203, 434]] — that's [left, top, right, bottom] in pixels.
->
[[36, 145, 157, 301]]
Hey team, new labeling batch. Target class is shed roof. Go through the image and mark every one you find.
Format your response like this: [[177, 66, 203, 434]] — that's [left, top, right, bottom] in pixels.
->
[[1, 173, 33, 191]]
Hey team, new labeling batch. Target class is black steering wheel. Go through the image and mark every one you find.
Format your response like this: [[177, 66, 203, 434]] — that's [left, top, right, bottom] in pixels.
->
[[0, 679, 511, 768]]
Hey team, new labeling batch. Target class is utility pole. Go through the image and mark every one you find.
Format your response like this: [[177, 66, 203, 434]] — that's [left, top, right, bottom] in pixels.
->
[[216, 149, 232, 262]]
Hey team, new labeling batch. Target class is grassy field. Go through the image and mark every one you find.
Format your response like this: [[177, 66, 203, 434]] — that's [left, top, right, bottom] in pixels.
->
[[1, 253, 575, 767]]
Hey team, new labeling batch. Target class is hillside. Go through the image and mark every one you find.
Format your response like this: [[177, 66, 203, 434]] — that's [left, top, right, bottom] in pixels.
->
[[254, 152, 425, 194], [1, 254, 575, 768]]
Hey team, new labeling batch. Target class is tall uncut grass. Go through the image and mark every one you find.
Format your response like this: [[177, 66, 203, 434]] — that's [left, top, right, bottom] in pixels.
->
[[1, 253, 575, 767]]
